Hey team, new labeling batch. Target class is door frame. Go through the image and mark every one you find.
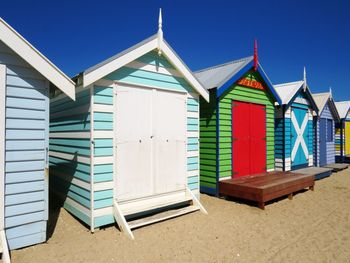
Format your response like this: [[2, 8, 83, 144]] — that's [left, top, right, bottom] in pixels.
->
[[113, 82, 188, 203], [231, 99, 267, 178], [290, 106, 309, 170], [319, 118, 328, 166]]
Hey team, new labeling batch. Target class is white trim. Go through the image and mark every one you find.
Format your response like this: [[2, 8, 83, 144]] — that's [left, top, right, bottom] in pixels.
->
[[125, 60, 182, 78], [0, 18, 75, 99], [84, 38, 157, 88], [94, 79, 114, 87], [187, 111, 198, 118], [187, 170, 198, 177], [93, 104, 113, 113], [94, 156, 114, 165], [0, 64, 6, 231], [94, 181, 114, 192], [50, 85, 86, 103], [187, 131, 199, 138], [49, 151, 90, 164], [50, 132, 90, 139], [185, 187, 207, 214], [93, 131, 114, 139], [94, 206, 113, 217], [83, 36, 209, 102], [89, 85, 95, 232], [187, 151, 199, 158], [115, 80, 187, 96]]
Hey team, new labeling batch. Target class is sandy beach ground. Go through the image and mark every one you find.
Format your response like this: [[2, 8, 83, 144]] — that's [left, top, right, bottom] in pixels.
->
[[6, 168, 350, 263]]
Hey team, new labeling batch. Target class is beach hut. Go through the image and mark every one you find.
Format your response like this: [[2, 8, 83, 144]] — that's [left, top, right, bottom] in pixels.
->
[[312, 90, 340, 167], [335, 101, 350, 163], [274, 69, 319, 172], [195, 44, 282, 196], [0, 17, 75, 257], [49, 10, 208, 239]]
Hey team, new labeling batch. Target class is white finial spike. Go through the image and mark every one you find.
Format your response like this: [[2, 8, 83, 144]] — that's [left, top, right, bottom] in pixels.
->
[[303, 66, 307, 92], [157, 8, 163, 56], [329, 86, 332, 99]]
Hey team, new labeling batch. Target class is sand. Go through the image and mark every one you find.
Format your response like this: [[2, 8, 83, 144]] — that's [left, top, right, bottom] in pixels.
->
[[7, 168, 350, 263]]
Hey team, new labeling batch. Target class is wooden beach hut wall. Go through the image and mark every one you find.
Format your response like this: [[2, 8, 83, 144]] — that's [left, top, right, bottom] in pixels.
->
[[194, 52, 282, 196], [312, 91, 340, 167], [0, 18, 75, 255], [49, 11, 208, 239], [274, 72, 319, 171], [335, 101, 350, 163]]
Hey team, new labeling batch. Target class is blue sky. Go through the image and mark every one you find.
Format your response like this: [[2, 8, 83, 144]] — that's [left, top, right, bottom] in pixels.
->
[[1, 0, 350, 100]]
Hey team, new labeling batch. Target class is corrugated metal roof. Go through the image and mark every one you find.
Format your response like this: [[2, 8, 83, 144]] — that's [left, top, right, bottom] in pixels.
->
[[312, 92, 330, 113], [84, 34, 158, 74], [194, 56, 253, 90], [274, 80, 304, 105], [335, 101, 350, 119]]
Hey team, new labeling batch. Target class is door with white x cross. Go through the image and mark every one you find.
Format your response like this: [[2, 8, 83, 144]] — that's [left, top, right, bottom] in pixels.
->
[[291, 107, 309, 168]]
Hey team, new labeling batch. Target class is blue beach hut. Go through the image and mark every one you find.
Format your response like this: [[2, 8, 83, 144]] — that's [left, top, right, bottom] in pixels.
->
[[49, 10, 208, 239], [0, 18, 75, 257], [274, 70, 319, 171], [312, 91, 340, 167]]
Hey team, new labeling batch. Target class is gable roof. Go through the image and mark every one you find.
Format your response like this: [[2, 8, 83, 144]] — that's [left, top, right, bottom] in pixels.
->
[[274, 80, 318, 113], [274, 81, 304, 105], [335, 101, 350, 119], [195, 56, 252, 90], [81, 34, 209, 101], [312, 92, 340, 122], [194, 56, 281, 104], [0, 18, 75, 100]]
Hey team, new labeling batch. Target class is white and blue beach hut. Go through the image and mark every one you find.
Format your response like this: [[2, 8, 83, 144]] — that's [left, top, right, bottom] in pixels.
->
[[0, 17, 75, 257], [49, 11, 208, 239], [274, 70, 319, 171]]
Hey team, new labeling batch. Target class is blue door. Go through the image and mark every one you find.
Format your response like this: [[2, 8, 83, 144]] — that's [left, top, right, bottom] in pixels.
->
[[291, 107, 309, 168], [319, 118, 327, 166]]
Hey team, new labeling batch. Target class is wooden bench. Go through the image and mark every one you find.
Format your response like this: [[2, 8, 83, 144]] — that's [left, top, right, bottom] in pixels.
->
[[219, 172, 315, 209]]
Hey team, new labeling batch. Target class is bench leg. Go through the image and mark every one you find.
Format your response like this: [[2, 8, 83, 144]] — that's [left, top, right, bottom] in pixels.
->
[[288, 193, 293, 200], [258, 202, 265, 210], [309, 185, 314, 191]]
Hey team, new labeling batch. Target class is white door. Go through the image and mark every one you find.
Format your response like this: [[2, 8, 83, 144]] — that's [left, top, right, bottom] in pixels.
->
[[115, 86, 153, 201], [154, 90, 187, 194], [115, 84, 187, 202]]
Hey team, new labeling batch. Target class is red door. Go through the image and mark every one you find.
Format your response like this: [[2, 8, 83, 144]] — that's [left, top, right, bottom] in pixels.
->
[[232, 101, 266, 178]]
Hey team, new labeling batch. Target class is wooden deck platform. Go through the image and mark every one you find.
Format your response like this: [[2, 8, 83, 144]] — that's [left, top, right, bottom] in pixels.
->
[[219, 172, 315, 210], [294, 167, 333, 180], [323, 163, 349, 172]]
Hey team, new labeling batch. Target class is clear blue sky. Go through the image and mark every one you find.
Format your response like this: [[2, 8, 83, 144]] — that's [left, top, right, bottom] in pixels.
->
[[1, 0, 350, 100]]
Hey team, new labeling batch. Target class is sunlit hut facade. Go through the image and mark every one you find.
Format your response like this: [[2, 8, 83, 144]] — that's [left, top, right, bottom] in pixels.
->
[[49, 11, 208, 239], [196, 43, 281, 196]]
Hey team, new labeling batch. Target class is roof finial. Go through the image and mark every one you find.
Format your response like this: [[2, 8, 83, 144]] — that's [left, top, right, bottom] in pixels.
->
[[157, 8, 163, 56], [303, 66, 307, 92], [329, 86, 333, 99], [253, 39, 258, 71]]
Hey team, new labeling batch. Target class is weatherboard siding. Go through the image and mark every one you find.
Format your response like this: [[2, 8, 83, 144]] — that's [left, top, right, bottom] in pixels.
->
[[0, 40, 49, 249], [315, 102, 335, 166], [49, 87, 92, 226], [199, 89, 217, 194], [218, 71, 275, 178]]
